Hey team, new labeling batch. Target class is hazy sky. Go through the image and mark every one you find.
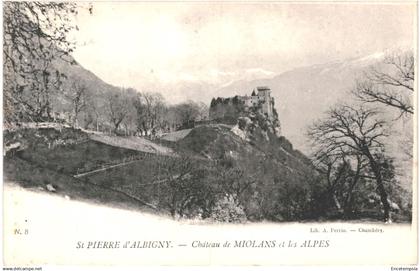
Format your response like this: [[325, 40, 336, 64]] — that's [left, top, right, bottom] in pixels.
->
[[72, 2, 416, 97]]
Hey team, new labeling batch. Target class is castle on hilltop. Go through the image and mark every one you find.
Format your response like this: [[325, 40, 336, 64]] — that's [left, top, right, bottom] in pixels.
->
[[209, 86, 275, 121]]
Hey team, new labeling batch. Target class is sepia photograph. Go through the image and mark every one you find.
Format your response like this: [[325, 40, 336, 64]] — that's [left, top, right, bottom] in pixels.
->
[[2, 1, 417, 268]]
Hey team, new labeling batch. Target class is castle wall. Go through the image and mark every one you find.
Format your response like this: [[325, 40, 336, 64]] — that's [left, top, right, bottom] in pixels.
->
[[238, 95, 258, 107], [210, 87, 275, 122], [209, 97, 245, 123]]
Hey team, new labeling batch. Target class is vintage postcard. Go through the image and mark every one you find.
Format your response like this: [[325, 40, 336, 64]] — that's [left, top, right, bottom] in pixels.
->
[[2, 1, 418, 268]]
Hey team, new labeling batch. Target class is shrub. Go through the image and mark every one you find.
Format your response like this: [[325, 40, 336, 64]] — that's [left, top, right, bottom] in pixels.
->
[[209, 194, 247, 223]]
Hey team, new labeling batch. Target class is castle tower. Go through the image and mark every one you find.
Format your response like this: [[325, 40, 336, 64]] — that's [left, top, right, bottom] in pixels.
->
[[255, 86, 273, 117]]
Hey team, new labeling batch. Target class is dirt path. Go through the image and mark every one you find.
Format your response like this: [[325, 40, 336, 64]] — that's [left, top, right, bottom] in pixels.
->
[[89, 134, 174, 155], [73, 159, 141, 178], [160, 128, 192, 142]]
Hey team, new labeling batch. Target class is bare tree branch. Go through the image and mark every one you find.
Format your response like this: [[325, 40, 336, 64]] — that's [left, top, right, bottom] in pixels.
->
[[352, 51, 414, 117]]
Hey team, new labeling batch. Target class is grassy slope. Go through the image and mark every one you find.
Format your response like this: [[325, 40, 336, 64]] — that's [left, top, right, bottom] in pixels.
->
[[17, 140, 145, 175], [177, 124, 313, 176], [82, 155, 181, 206], [4, 127, 166, 213], [3, 156, 156, 213], [175, 125, 242, 159]]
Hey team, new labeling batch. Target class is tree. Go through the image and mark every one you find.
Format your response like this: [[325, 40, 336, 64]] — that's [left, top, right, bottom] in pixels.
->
[[3, 2, 78, 123], [106, 90, 131, 133], [66, 81, 87, 127], [196, 101, 210, 121], [153, 156, 214, 218], [353, 51, 414, 117], [133, 92, 167, 136], [308, 105, 393, 222], [173, 101, 202, 127], [312, 149, 369, 218]]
